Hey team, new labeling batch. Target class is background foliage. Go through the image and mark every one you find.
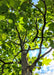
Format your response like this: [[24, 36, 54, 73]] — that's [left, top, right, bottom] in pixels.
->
[[0, 0, 54, 75]]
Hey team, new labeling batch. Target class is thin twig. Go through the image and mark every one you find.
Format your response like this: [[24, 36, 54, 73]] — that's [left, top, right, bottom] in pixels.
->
[[15, 25, 22, 43], [29, 1, 43, 15]]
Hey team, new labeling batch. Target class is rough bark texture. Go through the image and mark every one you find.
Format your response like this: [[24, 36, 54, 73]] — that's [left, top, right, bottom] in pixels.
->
[[22, 69, 32, 75], [21, 51, 32, 75]]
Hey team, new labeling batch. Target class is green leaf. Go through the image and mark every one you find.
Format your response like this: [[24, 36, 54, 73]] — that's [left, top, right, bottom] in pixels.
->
[[0, 4, 8, 14], [0, 0, 54, 74], [52, 51, 54, 56], [42, 57, 52, 66], [1, 33, 7, 40], [50, 40, 54, 48], [35, 73, 39, 75], [0, 15, 5, 20], [38, 61, 42, 66], [8, 19, 13, 23], [47, 32, 52, 35]]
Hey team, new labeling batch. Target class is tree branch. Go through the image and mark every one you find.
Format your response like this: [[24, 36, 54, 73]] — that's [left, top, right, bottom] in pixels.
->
[[24, 30, 27, 44], [40, 47, 52, 58], [28, 47, 47, 51], [29, 0, 47, 70], [15, 25, 25, 50], [0, 51, 21, 64], [0, 59, 13, 64], [37, 0, 47, 58], [30, 47, 52, 70], [0, 59, 5, 64], [1, 64, 5, 75], [41, 0, 47, 15], [15, 25, 22, 43], [29, 1, 43, 15]]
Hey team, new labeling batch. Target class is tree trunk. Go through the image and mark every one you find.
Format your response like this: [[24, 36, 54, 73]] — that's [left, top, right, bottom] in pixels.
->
[[22, 68, 32, 75], [21, 51, 32, 75]]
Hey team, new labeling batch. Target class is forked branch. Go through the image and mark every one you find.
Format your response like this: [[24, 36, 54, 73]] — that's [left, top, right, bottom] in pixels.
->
[[0, 51, 21, 64], [37, 0, 47, 58], [30, 0, 47, 69], [30, 47, 52, 70]]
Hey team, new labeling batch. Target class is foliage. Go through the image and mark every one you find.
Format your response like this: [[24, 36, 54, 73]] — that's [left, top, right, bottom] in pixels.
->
[[0, 0, 54, 75]]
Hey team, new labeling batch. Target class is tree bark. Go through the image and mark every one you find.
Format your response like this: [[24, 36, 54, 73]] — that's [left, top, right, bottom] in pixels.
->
[[21, 51, 32, 75], [22, 69, 32, 75]]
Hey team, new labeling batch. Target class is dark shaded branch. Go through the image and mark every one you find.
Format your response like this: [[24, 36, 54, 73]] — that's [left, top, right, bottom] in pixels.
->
[[26, 46, 48, 54], [26, 0, 47, 54], [1, 64, 5, 75], [24, 30, 27, 44], [24, 36, 54, 44], [38, 38, 43, 58], [30, 47, 52, 70], [15, 25, 24, 50], [30, 47, 47, 50], [0, 59, 5, 64], [29, 1, 43, 15], [29, 0, 47, 69], [0, 59, 13, 64], [41, 0, 47, 15], [40, 47, 52, 58], [0, 51, 21, 64], [0, 49, 31, 65], [37, 0, 47, 58], [15, 25, 22, 43]]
